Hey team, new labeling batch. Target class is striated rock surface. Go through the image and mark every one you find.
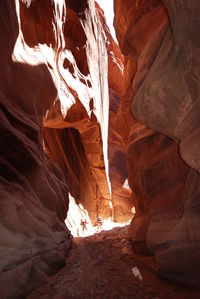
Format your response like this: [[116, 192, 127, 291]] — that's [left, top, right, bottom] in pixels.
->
[[131, 0, 200, 173], [0, 1, 72, 298], [19, 0, 112, 224], [114, 0, 200, 287], [18, 0, 132, 224], [97, 3, 133, 222], [3, 0, 199, 295], [0, 1, 132, 296]]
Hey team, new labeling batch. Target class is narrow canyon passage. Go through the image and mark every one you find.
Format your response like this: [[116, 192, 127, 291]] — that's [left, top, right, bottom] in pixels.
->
[[28, 226, 199, 299], [1, 0, 200, 298]]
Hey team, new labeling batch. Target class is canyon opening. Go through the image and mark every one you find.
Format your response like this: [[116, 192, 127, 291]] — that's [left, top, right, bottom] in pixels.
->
[[0, 0, 200, 298]]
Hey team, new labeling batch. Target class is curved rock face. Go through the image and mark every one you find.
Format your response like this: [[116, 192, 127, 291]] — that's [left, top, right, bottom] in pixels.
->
[[114, 0, 200, 287], [19, 0, 112, 224], [18, 0, 132, 224], [0, 2, 132, 296], [0, 1, 72, 298], [132, 0, 200, 173]]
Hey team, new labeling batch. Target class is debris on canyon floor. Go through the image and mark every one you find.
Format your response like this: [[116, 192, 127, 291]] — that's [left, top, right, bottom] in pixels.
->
[[132, 266, 143, 281], [28, 226, 200, 299]]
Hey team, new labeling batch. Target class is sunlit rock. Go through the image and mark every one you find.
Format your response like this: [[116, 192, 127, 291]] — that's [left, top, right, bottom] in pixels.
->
[[15, 0, 133, 225], [17, 0, 112, 224], [0, 0, 134, 296]]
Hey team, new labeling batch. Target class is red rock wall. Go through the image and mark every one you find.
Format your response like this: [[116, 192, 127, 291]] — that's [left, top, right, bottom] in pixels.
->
[[18, 0, 112, 224], [0, 2, 131, 296], [96, 3, 133, 222], [114, 0, 200, 287], [0, 1, 72, 298], [18, 0, 132, 225]]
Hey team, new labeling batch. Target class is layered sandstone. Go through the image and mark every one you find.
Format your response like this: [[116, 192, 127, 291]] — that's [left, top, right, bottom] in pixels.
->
[[97, 3, 133, 222], [19, 0, 112, 224], [114, 0, 200, 287], [18, 0, 132, 225], [0, 1, 132, 297], [0, 1, 72, 298]]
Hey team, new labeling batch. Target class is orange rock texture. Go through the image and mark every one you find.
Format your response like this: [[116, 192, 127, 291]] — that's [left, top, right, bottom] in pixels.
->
[[19, 0, 131, 224], [114, 0, 200, 287], [0, 0, 131, 297], [97, 3, 133, 222], [0, 1, 72, 298], [19, 0, 112, 223]]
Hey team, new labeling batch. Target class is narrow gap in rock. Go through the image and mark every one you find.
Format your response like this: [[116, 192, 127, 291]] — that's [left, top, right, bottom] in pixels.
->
[[1, 0, 200, 298]]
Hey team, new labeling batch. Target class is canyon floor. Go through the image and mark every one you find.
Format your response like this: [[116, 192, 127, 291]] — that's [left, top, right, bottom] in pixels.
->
[[27, 226, 200, 299]]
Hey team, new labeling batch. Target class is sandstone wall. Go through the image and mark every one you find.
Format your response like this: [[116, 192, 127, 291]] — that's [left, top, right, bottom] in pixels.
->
[[0, 1, 133, 296], [18, 0, 111, 223], [97, 3, 133, 222], [18, 0, 132, 224], [114, 0, 200, 287], [0, 1, 72, 298]]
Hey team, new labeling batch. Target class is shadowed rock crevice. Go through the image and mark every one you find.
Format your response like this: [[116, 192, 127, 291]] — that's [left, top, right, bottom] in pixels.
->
[[0, 1, 72, 298], [44, 127, 100, 223], [1, 0, 200, 297], [0, 0, 132, 296]]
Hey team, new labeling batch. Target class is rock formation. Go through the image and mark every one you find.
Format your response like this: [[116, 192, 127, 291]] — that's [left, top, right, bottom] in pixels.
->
[[19, 0, 111, 223], [97, 3, 133, 223], [0, 1, 72, 298], [2, 0, 199, 295], [114, 0, 200, 287], [18, 0, 132, 225], [0, 0, 132, 297]]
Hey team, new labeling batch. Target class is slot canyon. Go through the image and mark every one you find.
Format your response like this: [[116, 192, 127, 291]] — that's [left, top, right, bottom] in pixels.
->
[[0, 0, 200, 298]]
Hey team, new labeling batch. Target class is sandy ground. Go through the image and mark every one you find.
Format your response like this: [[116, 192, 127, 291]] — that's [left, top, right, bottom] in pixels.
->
[[27, 226, 200, 299]]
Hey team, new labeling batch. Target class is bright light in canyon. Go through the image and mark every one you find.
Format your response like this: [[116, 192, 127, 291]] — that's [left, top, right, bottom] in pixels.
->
[[96, 0, 117, 41], [65, 194, 131, 238]]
